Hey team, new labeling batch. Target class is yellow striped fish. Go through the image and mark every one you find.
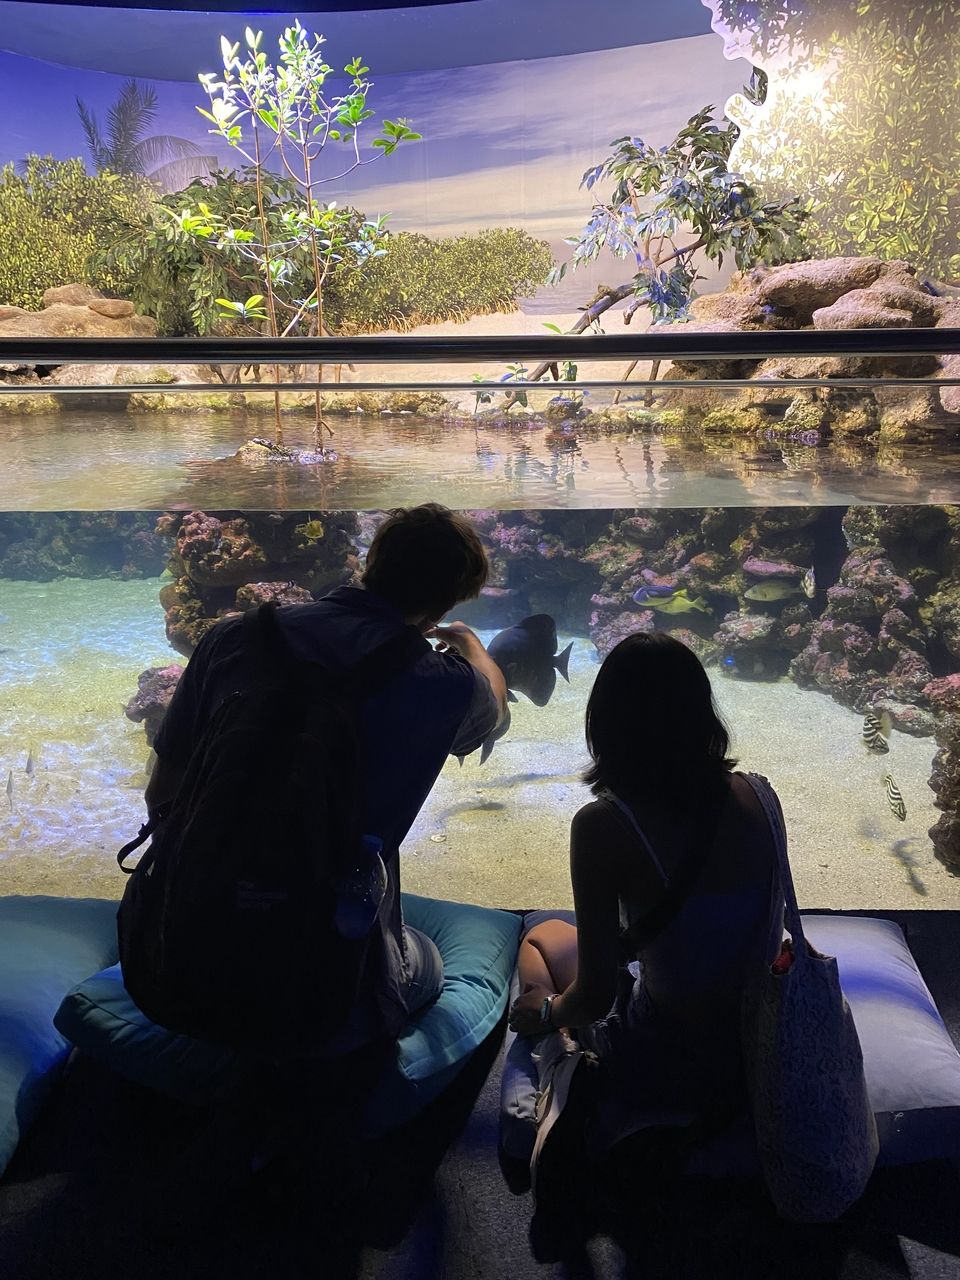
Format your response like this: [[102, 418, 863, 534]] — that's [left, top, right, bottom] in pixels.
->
[[883, 773, 907, 822], [862, 710, 891, 753]]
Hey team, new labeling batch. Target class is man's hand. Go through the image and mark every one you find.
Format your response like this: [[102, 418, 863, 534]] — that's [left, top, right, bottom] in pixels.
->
[[429, 621, 485, 659], [428, 621, 509, 722]]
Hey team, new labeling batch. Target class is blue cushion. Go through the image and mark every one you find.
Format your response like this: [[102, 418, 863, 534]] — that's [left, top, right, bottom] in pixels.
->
[[500, 911, 960, 1171], [53, 893, 521, 1136], [0, 896, 119, 1178]]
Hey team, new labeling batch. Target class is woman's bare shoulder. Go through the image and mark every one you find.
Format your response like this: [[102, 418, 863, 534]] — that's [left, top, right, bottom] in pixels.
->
[[572, 796, 621, 835]]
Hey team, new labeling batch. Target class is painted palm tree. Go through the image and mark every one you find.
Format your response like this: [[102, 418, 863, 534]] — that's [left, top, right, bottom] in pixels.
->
[[76, 79, 215, 193]]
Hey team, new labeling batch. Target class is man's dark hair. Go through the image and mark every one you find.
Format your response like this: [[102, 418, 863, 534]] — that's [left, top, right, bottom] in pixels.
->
[[362, 503, 489, 621]]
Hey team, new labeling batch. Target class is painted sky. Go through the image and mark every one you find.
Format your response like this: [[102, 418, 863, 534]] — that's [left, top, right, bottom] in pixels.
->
[[0, 31, 748, 250]]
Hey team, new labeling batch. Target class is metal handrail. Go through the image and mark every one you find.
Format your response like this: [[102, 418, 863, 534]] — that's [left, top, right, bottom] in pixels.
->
[[0, 328, 958, 366], [5, 377, 960, 396]]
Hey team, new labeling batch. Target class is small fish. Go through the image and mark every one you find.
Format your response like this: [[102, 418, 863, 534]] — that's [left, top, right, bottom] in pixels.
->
[[744, 580, 802, 602], [862, 711, 892, 754], [297, 520, 325, 541], [5, 770, 12, 809], [801, 567, 816, 599], [883, 773, 907, 822], [638, 589, 712, 616], [631, 583, 678, 604], [488, 615, 573, 707], [25, 749, 34, 777]]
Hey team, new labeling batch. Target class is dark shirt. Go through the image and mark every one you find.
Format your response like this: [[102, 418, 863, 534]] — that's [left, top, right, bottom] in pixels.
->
[[153, 585, 498, 1043]]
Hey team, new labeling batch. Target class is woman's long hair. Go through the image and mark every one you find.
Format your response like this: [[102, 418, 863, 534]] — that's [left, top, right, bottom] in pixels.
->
[[584, 631, 736, 806]]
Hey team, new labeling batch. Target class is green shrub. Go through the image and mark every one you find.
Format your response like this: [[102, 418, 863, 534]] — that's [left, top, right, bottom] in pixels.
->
[[324, 227, 553, 333], [713, 3, 960, 280], [0, 157, 151, 310], [96, 173, 553, 336], [92, 168, 298, 336]]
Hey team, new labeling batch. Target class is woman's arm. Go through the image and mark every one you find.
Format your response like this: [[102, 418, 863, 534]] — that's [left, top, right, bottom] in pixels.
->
[[510, 804, 622, 1034]]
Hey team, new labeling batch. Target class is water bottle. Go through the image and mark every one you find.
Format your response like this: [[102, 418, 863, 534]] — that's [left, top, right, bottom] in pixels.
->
[[335, 834, 388, 940]]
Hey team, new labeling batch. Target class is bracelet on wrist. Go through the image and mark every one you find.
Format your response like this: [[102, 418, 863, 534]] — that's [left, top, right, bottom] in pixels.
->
[[539, 994, 558, 1030]]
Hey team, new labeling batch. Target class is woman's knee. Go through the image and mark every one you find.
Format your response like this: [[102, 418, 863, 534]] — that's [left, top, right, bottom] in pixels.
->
[[524, 919, 577, 958]]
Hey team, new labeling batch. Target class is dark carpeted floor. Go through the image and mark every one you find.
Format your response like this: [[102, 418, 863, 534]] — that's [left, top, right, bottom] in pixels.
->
[[1, 910, 960, 1280]]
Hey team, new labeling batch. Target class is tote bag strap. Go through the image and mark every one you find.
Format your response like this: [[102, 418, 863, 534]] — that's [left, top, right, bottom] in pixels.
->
[[739, 772, 807, 952]]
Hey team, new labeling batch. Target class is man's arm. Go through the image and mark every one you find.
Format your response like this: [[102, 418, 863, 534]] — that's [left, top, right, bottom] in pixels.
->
[[429, 621, 508, 723]]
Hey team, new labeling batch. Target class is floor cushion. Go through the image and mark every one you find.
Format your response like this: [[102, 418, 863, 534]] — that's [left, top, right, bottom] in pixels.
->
[[54, 893, 521, 1137], [0, 896, 119, 1178], [500, 911, 960, 1171]]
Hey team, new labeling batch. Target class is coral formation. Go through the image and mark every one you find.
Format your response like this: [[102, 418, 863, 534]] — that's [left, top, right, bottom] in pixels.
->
[[0, 512, 170, 580], [123, 663, 184, 747], [156, 509, 359, 656]]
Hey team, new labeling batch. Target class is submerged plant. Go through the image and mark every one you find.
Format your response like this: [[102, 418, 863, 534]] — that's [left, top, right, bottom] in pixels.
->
[[181, 22, 421, 448]]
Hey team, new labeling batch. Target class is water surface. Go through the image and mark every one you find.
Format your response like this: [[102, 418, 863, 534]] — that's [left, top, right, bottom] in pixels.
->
[[2, 410, 960, 510]]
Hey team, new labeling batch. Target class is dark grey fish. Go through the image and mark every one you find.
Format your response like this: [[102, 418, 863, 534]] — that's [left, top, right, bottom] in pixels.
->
[[487, 614, 573, 707], [480, 706, 512, 765], [25, 749, 34, 777], [457, 706, 512, 767], [5, 770, 12, 809]]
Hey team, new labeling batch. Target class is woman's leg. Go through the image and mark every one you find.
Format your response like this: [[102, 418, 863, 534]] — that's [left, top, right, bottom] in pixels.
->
[[518, 920, 579, 995]]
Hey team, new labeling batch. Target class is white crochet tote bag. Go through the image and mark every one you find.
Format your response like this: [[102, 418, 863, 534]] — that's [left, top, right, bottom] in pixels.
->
[[741, 773, 879, 1223]]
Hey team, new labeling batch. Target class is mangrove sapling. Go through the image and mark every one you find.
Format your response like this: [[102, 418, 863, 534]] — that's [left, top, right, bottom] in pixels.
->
[[501, 104, 807, 410], [183, 22, 420, 451]]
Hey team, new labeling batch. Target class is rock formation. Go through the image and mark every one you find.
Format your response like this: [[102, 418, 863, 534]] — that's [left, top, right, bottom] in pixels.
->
[[650, 257, 960, 445], [156, 509, 360, 656], [0, 512, 170, 580]]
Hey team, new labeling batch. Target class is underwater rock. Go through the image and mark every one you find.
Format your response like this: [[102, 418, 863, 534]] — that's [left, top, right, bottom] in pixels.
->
[[924, 582, 960, 661], [590, 608, 655, 660], [619, 515, 664, 546], [158, 509, 360, 656], [923, 673, 960, 717], [124, 664, 184, 748], [824, 585, 879, 622], [0, 512, 171, 581], [234, 582, 314, 611], [715, 609, 779, 649], [714, 610, 795, 678], [874, 385, 952, 442], [741, 556, 806, 580], [929, 694, 960, 873], [175, 512, 270, 587], [869, 697, 936, 738]]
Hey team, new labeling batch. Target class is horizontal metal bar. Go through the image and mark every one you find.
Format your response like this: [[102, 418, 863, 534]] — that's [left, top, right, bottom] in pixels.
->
[[0, 328, 958, 366], [6, 377, 960, 396]]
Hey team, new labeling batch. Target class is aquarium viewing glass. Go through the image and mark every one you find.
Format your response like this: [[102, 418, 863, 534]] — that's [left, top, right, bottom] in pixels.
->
[[1, 0, 959, 915]]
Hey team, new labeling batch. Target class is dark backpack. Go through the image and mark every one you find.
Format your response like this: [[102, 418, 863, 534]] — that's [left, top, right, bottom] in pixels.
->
[[116, 602, 427, 1060]]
